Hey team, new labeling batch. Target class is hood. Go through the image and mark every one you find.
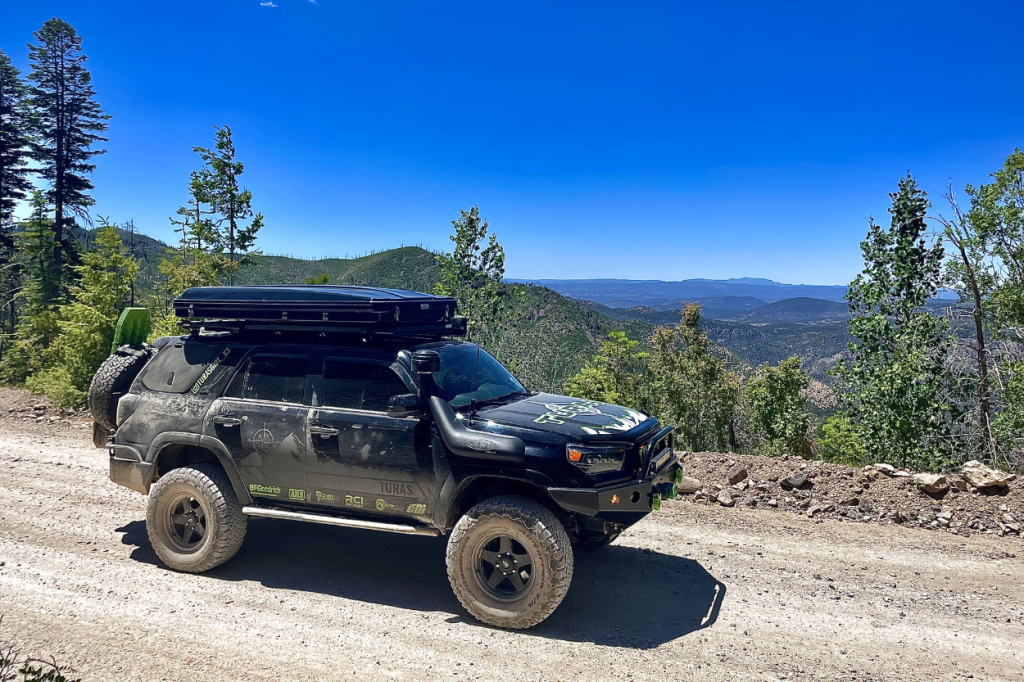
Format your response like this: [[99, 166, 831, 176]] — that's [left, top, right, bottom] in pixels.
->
[[477, 393, 658, 442]]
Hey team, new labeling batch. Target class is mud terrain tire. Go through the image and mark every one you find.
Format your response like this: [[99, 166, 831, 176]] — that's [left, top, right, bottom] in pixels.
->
[[88, 347, 150, 430], [146, 463, 247, 573], [447, 495, 573, 629]]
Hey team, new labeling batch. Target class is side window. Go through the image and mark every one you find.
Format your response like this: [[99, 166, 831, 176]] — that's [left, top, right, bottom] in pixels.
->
[[240, 354, 310, 404], [322, 359, 410, 411], [139, 343, 243, 395]]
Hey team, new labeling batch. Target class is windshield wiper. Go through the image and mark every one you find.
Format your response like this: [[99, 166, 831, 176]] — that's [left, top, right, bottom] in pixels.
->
[[475, 390, 531, 407]]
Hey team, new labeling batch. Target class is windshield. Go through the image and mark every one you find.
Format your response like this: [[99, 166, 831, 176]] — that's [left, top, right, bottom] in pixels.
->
[[432, 344, 527, 409]]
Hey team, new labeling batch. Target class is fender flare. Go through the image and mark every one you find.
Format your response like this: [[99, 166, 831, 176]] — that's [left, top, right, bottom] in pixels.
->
[[145, 432, 252, 504], [433, 470, 557, 531]]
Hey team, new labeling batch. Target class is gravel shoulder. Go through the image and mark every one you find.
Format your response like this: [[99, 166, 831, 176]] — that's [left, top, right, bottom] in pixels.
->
[[0, 391, 1022, 682]]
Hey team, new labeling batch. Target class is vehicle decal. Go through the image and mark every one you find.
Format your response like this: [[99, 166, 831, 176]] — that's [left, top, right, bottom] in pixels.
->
[[530, 399, 648, 435], [379, 481, 415, 496], [343, 494, 363, 507], [288, 488, 305, 501], [406, 503, 427, 514], [249, 483, 280, 498], [249, 428, 281, 455], [189, 347, 231, 394], [375, 498, 395, 511]]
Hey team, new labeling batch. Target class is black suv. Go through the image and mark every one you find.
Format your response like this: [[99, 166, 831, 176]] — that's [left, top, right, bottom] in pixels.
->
[[94, 286, 680, 629]]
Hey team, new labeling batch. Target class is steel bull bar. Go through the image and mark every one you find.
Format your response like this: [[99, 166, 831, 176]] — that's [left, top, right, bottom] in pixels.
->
[[547, 426, 681, 524]]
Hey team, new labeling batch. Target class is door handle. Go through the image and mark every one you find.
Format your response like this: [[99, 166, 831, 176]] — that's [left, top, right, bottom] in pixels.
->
[[213, 415, 242, 427], [310, 424, 340, 437]]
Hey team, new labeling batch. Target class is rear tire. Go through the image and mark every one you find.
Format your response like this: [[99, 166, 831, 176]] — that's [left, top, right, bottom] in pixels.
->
[[146, 463, 247, 573], [88, 347, 150, 430], [447, 495, 574, 629]]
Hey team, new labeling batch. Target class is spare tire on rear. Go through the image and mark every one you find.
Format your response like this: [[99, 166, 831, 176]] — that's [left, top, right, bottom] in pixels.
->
[[89, 345, 151, 431]]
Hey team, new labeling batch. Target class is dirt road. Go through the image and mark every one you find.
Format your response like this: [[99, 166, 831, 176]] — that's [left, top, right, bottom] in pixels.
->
[[1, 414, 1022, 682]]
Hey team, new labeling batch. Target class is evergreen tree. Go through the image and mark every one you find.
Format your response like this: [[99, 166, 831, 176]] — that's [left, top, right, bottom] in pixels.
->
[[27, 221, 138, 406], [0, 193, 59, 384], [0, 49, 31, 360], [834, 174, 952, 470], [0, 48, 32, 234], [193, 126, 262, 283], [742, 356, 811, 455], [649, 304, 740, 451], [25, 18, 110, 297]]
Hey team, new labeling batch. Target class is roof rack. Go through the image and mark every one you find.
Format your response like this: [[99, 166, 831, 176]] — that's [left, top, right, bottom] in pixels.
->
[[173, 285, 467, 339]]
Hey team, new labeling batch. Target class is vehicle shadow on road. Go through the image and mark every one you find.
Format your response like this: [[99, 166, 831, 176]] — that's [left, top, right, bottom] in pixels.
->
[[117, 518, 723, 649]]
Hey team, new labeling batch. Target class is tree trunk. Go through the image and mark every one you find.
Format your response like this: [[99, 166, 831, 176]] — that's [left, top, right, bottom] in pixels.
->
[[957, 241, 996, 460]]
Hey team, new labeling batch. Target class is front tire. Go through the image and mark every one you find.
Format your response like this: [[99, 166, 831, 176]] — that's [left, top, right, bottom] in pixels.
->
[[146, 463, 247, 573], [447, 496, 574, 629]]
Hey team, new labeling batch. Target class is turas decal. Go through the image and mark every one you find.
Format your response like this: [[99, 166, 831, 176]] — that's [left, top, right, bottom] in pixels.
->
[[189, 347, 231, 394], [530, 399, 648, 436]]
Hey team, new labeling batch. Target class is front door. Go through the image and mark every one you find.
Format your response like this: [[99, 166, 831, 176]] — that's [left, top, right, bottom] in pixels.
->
[[208, 351, 314, 506], [306, 356, 433, 521]]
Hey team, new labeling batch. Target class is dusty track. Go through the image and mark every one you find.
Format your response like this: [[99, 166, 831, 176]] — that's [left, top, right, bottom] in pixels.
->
[[1, 413, 1022, 682]]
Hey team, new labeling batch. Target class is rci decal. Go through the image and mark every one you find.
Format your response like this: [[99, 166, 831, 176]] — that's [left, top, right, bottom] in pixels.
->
[[344, 495, 363, 508], [288, 488, 305, 501], [315, 491, 337, 503], [249, 483, 280, 498], [379, 481, 415, 496], [406, 503, 427, 515], [375, 499, 395, 511]]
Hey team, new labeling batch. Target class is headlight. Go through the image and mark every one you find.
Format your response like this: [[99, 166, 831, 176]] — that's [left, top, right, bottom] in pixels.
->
[[566, 444, 626, 474]]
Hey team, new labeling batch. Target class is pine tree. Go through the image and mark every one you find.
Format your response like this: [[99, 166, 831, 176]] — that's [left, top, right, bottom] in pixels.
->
[[193, 126, 263, 283], [25, 18, 110, 297], [27, 221, 138, 406], [0, 48, 32, 234], [0, 49, 31, 360], [0, 192, 59, 384], [834, 174, 952, 470]]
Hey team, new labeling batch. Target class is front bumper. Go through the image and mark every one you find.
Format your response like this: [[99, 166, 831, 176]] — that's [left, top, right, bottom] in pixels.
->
[[547, 443, 680, 526]]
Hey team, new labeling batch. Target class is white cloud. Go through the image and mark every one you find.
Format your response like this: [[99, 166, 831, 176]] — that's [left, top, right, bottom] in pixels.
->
[[260, 1, 277, 6]]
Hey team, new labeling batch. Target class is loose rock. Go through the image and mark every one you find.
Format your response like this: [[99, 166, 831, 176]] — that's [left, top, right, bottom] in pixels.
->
[[727, 466, 748, 485], [781, 473, 809, 490], [962, 460, 1016, 489], [718, 490, 735, 508], [678, 476, 703, 494], [913, 473, 949, 494]]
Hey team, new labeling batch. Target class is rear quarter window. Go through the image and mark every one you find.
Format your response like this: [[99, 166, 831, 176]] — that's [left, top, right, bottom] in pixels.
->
[[139, 343, 246, 395]]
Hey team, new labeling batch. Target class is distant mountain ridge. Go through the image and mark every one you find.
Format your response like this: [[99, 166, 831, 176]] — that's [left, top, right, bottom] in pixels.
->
[[508, 277, 851, 307]]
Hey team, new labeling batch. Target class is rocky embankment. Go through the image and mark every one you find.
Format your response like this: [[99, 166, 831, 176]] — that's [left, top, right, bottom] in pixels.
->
[[677, 451, 1021, 541]]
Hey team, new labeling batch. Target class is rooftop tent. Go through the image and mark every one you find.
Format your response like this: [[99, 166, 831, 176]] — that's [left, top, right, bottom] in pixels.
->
[[173, 285, 466, 337]]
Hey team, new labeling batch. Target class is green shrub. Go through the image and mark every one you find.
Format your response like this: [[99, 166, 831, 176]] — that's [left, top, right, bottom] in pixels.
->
[[816, 414, 868, 466]]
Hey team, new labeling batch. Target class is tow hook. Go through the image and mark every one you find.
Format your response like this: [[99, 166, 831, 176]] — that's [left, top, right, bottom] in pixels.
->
[[654, 482, 678, 501], [651, 492, 662, 511], [670, 464, 683, 485]]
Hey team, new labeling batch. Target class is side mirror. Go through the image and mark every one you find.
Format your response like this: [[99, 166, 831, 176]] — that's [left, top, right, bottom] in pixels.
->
[[388, 393, 428, 419], [412, 350, 441, 375]]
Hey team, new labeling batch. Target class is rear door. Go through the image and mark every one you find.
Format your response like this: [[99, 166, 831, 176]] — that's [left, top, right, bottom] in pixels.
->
[[207, 350, 315, 506], [306, 355, 433, 521]]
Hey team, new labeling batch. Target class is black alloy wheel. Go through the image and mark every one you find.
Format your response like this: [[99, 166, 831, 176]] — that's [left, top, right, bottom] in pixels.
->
[[164, 494, 208, 551], [477, 534, 535, 599]]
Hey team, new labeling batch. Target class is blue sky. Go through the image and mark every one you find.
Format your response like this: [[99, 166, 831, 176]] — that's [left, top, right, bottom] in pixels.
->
[[2, 0, 1023, 285]]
